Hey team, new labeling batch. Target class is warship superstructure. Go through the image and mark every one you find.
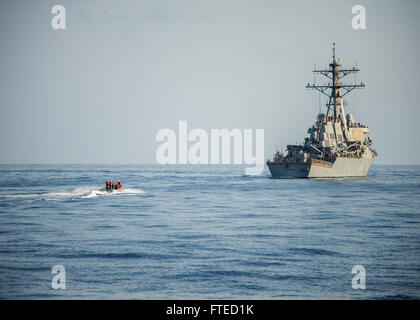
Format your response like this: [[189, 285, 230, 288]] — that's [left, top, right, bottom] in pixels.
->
[[267, 44, 377, 178]]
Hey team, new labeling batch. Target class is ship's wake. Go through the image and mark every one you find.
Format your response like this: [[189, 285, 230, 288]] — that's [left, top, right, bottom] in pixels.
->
[[1, 186, 145, 201]]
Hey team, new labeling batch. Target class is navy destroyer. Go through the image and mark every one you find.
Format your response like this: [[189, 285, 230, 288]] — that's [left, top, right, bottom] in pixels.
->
[[267, 44, 377, 178]]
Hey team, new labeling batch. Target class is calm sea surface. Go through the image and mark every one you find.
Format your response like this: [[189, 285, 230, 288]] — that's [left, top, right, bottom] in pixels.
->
[[0, 164, 419, 299]]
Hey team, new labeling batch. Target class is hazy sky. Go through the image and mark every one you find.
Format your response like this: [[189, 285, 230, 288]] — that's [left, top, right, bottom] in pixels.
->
[[1, 0, 419, 164]]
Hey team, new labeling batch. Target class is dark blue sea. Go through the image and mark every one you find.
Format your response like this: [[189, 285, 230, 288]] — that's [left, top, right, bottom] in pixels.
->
[[0, 164, 419, 299]]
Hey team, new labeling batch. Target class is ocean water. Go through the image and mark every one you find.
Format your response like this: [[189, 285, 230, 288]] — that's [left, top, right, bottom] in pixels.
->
[[0, 164, 419, 299]]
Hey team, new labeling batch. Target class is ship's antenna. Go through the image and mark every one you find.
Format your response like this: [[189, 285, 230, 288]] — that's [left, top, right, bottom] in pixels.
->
[[318, 93, 321, 114], [332, 42, 336, 60], [355, 62, 358, 84], [314, 62, 318, 112]]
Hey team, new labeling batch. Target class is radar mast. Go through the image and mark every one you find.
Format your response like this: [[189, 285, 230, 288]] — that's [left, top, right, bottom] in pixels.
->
[[306, 43, 365, 119]]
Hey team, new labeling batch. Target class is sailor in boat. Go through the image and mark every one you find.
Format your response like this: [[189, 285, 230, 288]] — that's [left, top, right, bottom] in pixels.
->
[[102, 180, 122, 191]]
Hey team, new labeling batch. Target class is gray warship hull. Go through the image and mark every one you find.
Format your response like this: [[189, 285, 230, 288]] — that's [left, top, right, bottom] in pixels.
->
[[267, 157, 373, 178]]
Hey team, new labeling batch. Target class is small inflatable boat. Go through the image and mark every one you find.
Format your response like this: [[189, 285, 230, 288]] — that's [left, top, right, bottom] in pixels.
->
[[100, 187, 123, 192]]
